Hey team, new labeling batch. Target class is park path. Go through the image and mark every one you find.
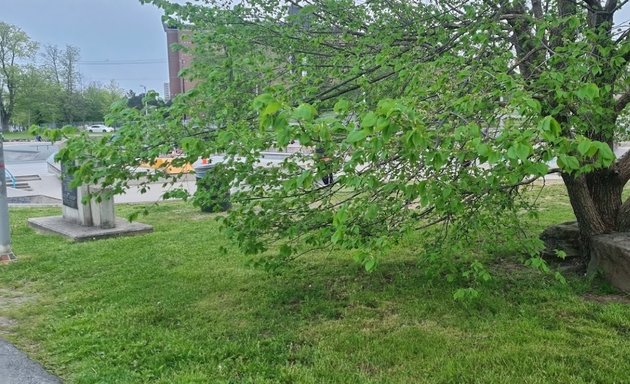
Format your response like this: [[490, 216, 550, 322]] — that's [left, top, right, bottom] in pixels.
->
[[0, 338, 61, 383]]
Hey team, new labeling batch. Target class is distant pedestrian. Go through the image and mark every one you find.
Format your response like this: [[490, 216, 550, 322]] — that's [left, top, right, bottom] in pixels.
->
[[315, 146, 333, 186]]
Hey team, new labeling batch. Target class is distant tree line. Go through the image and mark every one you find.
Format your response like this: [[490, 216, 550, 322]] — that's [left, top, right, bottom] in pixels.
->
[[0, 21, 127, 131]]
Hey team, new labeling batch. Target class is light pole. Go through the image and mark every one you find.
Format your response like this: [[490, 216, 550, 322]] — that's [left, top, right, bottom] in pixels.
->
[[140, 85, 148, 116], [0, 112, 15, 263]]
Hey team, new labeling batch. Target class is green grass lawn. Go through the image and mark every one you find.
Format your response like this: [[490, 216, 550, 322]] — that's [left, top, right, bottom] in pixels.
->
[[2, 129, 83, 142], [0, 186, 629, 383], [2, 131, 36, 141]]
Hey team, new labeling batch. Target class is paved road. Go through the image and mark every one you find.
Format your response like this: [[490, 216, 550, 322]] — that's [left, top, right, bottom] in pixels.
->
[[3, 142, 57, 164], [0, 339, 61, 383], [2, 141, 197, 204]]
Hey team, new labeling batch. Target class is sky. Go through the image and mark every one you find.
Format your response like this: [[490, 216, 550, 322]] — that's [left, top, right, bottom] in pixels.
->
[[0, 0, 170, 97], [2, 0, 630, 100]]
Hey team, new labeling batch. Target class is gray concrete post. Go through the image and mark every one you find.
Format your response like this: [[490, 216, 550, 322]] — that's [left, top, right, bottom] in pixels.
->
[[0, 138, 16, 262]]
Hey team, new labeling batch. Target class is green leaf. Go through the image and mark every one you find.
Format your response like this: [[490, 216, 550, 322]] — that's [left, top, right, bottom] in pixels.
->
[[527, 162, 548, 176], [252, 93, 274, 111], [577, 140, 591, 156], [347, 129, 368, 143], [333, 207, 347, 227], [475, 142, 490, 157], [276, 125, 290, 147], [507, 146, 518, 160], [353, 250, 368, 264], [575, 83, 599, 101], [331, 229, 344, 244], [296, 170, 312, 188], [555, 249, 567, 260], [28, 125, 42, 136], [180, 137, 202, 152], [361, 112, 377, 128], [293, 103, 317, 121], [453, 288, 479, 301], [366, 204, 378, 220], [376, 117, 389, 131], [442, 186, 453, 199], [524, 98, 541, 114], [262, 101, 281, 116], [593, 142, 615, 165], [279, 244, 292, 258], [410, 131, 425, 148], [333, 99, 350, 114], [540, 116, 561, 135], [558, 154, 580, 171], [514, 143, 530, 161], [376, 98, 396, 115], [525, 256, 550, 273], [364, 258, 377, 272]]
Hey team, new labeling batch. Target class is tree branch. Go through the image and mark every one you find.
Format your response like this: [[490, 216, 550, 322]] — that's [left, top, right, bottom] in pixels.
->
[[604, 0, 618, 11], [532, 0, 544, 18], [615, 91, 630, 113], [583, 0, 603, 11], [617, 192, 630, 230], [616, 149, 630, 181]]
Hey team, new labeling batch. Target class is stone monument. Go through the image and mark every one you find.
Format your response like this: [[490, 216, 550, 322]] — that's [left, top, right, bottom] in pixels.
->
[[28, 164, 152, 241]]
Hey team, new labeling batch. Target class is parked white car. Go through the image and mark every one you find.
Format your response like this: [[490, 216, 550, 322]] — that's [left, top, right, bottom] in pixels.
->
[[87, 124, 114, 133]]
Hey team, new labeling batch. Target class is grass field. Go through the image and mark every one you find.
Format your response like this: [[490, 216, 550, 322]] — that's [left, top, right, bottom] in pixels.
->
[[0, 186, 629, 383], [2, 131, 36, 141], [2, 129, 85, 142]]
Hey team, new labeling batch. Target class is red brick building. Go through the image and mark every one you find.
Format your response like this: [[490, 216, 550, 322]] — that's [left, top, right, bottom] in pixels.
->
[[164, 24, 196, 99]]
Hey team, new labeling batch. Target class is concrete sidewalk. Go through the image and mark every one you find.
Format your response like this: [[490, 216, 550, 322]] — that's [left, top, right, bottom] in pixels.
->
[[5, 160, 197, 205], [0, 339, 61, 383], [2, 141, 197, 205]]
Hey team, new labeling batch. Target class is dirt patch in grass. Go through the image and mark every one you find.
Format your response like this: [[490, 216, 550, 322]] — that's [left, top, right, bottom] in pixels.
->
[[583, 293, 630, 305], [0, 288, 36, 334], [544, 256, 586, 274], [0, 316, 17, 333], [0, 289, 35, 308]]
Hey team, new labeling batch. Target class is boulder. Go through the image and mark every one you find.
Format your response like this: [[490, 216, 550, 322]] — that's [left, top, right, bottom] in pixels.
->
[[589, 233, 630, 293], [540, 221, 582, 259]]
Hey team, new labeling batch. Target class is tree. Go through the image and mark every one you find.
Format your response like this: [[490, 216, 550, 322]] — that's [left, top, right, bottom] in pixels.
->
[[59, 45, 82, 123], [42, 44, 83, 124], [0, 21, 37, 131], [77, 82, 124, 123], [12, 65, 62, 127], [125, 90, 166, 110], [58, 0, 630, 281]]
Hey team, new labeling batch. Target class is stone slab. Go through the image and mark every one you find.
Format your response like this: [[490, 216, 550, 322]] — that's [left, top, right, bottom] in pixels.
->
[[27, 216, 153, 242], [589, 233, 630, 293], [540, 221, 582, 259]]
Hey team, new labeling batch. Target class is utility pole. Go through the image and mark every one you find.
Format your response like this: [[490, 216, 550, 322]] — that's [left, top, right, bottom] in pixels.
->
[[140, 85, 148, 116], [0, 113, 16, 263]]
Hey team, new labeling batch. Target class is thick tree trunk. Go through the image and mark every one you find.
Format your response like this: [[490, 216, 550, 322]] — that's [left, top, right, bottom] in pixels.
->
[[562, 168, 625, 262], [0, 111, 8, 132]]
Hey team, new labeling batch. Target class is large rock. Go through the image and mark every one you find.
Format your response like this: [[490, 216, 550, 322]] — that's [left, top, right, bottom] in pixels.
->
[[540, 221, 582, 259], [589, 233, 630, 293]]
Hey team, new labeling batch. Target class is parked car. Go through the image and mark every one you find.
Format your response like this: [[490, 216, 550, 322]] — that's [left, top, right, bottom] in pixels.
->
[[87, 124, 114, 133]]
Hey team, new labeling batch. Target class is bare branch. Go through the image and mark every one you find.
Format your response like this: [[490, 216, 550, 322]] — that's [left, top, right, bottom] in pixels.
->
[[532, 0, 544, 18], [583, 0, 603, 11], [604, 0, 618, 11]]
